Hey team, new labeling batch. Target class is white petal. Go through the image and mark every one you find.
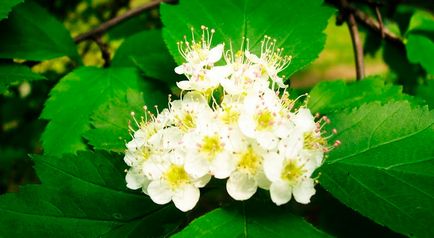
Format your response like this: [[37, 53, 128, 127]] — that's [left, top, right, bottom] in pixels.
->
[[263, 152, 283, 182], [174, 65, 184, 74], [270, 181, 292, 205], [293, 108, 316, 133], [194, 174, 212, 188], [238, 114, 256, 138], [226, 171, 257, 200], [123, 151, 136, 166], [147, 180, 173, 205], [293, 179, 316, 204], [211, 152, 236, 179], [185, 155, 210, 178], [245, 50, 260, 63], [256, 131, 278, 150], [172, 184, 200, 212], [176, 80, 192, 90], [256, 169, 271, 190], [207, 44, 224, 63], [278, 134, 303, 158], [125, 169, 145, 190]]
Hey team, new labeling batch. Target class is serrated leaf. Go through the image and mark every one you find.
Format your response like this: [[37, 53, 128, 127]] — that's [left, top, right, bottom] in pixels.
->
[[308, 77, 411, 114], [41, 67, 141, 156], [85, 87, 166, 153], [318, 101, 434, 238], [0, 151, 183, 237], [416, 80, 434, 109], [0, 63, 46, 93], [406, 34, 434, 75], [0, 1, 80, 62], [161, 0, 333, 77], [405, 11, 434, 75], [0, 0, 22, 20], [112, 29, 181, 84], [173, 201, 330, 238]]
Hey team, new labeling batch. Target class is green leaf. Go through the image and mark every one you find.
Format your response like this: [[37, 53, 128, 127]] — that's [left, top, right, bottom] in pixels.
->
[[416, 80, 434, 109], [318, 101, 434, 237], [308, 77, 411, 114], [0, 63, 46, 94], [112, 29, 181, 84], [161, 0, 333, 77], [406, 34, 434, 75], [405, 11, 434, 75], [0, 0, 22, 20], [85, 87, 166, 153], [0, 1, 80, 62], [41, 67, 141, 156], [0, 151, 183, 237], [173, 201, 330, 238]]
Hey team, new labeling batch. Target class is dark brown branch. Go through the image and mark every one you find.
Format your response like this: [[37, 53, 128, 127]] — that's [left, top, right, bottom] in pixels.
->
[[352, 7, 404, 48], [93, 36, 111, 67], [340, 0, 365, 80], [346, 13, 365, 80], [374, 6, 385, 38], [74, 0, 165, 43]]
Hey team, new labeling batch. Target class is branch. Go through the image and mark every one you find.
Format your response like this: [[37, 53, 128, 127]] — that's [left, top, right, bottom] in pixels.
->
[[94, 36, 111, 67], [340, 0, 365, 80], [74, 0, 169, 43], [351, 7, 404, 48], [347, 13, 365, 80]]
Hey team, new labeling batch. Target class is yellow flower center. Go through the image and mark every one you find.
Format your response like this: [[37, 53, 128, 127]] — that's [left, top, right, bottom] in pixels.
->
[[221, 107, 240, 125], [281, 160, 305, 183], [164, 165, 190, 189], [176, 112, 196, 132], [200, 135, 223, 159], [140, 146, 152, 161], [237, 147, 261, 174], [255, 110, 274, 130], [304, 132, 326, 150]]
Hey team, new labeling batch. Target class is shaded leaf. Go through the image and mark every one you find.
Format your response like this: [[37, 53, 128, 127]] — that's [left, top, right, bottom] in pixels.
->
[[0, 1, 80, 62], [85, 88, 166, 153], [318, 101, 434, 238], [308, 77, 411, 114], [41, 67, 141, 156], [173, 200, 330, 238], [0, 63, 45, 94], [161, 0, 334, 77], [0, 0, 22, 20], [112, 29, 181, 85], [0, 151, 183, 237]]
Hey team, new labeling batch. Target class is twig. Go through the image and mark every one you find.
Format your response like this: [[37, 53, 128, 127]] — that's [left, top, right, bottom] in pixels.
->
[[351, 7, 404, 48], [93, 36, 111, 67], [374, 6, 385, 38], [74, 0, 165, 43], [340, 0, 365, 80]]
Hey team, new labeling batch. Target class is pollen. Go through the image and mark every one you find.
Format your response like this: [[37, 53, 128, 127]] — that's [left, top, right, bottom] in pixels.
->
[[176, 112, 196, 132], [255, 110, 274, 130], [200, 135, 223, 158], [164, 165, 190, 189], [281, 160, 304, 183], [237, 147, 261, 174], [221, 107, 240, 125]]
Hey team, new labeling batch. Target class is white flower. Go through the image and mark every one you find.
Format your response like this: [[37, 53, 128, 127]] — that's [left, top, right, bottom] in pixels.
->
[[169, 92, 214, 132], [245, 36, 292, 89], [263, 152, 317, 205], [175, 26, 229, 92], [220, 50, 269, 95], [226, 140, 271, 200], [147, 161, 211, 212], [238, 88, 292, 149]]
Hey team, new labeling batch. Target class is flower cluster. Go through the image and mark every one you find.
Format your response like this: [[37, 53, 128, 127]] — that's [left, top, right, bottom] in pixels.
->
[[124, 26, 339, 212]]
